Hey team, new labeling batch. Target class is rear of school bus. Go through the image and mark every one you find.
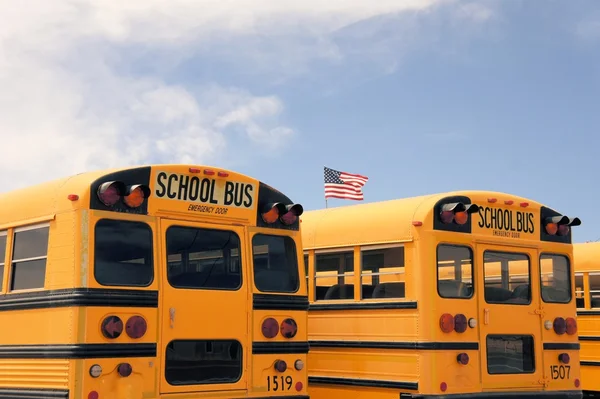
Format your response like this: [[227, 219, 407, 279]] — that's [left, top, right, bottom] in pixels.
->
[[0, 164, 309, 399], [416, 191, 583, 398], [572, 242, 600, 397], [302, 191, 582, 399]]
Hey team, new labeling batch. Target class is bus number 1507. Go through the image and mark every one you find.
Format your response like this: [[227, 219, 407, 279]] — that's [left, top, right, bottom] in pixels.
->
[[550, 365, 571, 380]]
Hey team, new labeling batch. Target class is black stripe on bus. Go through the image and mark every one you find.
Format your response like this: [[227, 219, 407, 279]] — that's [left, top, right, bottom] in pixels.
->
[[543, 343, 580, 350], [576, 310, 600, 316], [578, 336, 600, 341], [0, 343, 156, 358], [252, 342, 310, 355], [309, 341, 478, 350], [0, 388, 69, 399], [581, 361, 600, 367], [253, 294, 309, 311], [308, 376, 418, 391], [0, 288, 158, 311], [309, 301, 418, 311]]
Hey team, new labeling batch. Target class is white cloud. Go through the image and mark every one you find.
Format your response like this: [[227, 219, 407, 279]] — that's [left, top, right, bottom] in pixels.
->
[[0, 0, 453, 191]]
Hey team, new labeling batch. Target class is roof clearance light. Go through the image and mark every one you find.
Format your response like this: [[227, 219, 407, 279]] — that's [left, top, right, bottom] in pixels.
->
[[261, 203, 286, 224], [280, 204, 304, 225], [97, 181, 125, 206], [124, 184, 150, 208]]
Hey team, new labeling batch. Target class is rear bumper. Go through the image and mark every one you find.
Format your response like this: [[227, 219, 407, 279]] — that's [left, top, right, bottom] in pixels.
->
[[400, 391, 582, 399]]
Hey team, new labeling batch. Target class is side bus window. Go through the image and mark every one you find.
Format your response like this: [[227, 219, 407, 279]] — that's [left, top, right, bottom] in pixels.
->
[[437, 244, 473, 299], [94, 219, 154, 287], [589, 273, 600, 308], [253, 234, 299, 293], [575, 273, 584, 308], [361, 246, 405, 299], [11, 225, 49, 291], [483, 251, 530, 305], [315, 249, 354, 301], [540, 254, 571, 303], [167, 226, 241, 290], [0, 231, 7, 291], [165, 339, 242, 385]]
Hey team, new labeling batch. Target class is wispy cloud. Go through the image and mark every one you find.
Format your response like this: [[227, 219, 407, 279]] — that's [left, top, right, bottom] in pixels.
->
[[0, 0, 489, 191]]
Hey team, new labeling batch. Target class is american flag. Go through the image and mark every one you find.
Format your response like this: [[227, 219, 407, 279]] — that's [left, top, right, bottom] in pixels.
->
[[324, 166, 369, 201]]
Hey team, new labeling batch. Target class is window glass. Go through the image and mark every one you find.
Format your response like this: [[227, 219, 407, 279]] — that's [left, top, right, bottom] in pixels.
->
[[0, 232, 6, 291], [11, 226, 49, 290], [486, 335, 535, 374], [252, 235, 299, 293], [589, 274, 600, 308], [575, 274, 584, 308], [540, 254, 571, 303], [165, 340, 242, 385], [437, 245, 473, 299], [315, 250, 354, 301], [94, 220, 153, 287], [361, 246, 405, 299], [167, 226, 241, 290], [483, 251, 530, 304]]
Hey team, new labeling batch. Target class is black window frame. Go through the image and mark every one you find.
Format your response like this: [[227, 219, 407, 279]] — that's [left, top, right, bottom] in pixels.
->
[[539, 252, 572, 304], [93, 218, 154, 288], [165, 339, 243, 386], [10, 224, 50, 291], [166, 225, 243, 291], [436, 243, 474, 300], [483, 250, 531, 306], [252, 233, 300, 294]]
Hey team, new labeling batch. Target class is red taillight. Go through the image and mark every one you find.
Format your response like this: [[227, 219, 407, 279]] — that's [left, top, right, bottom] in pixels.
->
[[279, 204, 304, 225], [559, 353, 570, 364], [566, 317, 577, 335], [440, 382, 448, 392], [117, 363, 132, 377], [457, 353, 469, 365], [553, 317, 566, 335], [88, 392, 99, 399], [281, 318, 298, 338], [557, 224, 570, 236], [125, 316, 147, 339], [274, 360, 287, 372], [440, 211, 454, 224], [440, 313, 454, 333], [97, 181, 124, 206], [262, 318, 279, 338], [454, 314, 467, 333], [101, 315, 123, 339], [295, 381, 303, 391]]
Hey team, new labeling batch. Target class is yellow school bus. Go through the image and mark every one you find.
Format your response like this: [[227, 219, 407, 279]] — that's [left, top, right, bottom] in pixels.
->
[[301, 191, 582, 399], [573, 241, 600, 397], [0, 164, 309, 399]]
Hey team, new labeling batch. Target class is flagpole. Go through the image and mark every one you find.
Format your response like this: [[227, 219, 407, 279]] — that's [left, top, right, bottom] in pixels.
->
[[325, 198, 328, 209]]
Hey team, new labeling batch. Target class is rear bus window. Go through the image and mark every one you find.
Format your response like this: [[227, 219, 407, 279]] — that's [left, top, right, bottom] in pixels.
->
[[252, 235, 299, 293], [484, 251, 530, 304], [315, 250, 354, 301], [165, 339, 242, 385], [94, 219, 153, 287], [437, 245, 473, 299], [540, 254, 571, 303], [167, 227, 241, 290], [361, 246, 405, 299], [11, 225, 49, 291], [0, 231, 6, 290]]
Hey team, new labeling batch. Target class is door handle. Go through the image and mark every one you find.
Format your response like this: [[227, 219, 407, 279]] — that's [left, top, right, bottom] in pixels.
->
[[484, 308, 490, 325], [169, 307, 176, 328]]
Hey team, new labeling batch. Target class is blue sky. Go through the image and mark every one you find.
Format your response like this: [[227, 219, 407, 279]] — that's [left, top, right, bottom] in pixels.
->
[[1, 0, 599, 242]]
